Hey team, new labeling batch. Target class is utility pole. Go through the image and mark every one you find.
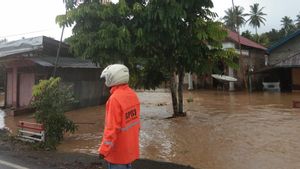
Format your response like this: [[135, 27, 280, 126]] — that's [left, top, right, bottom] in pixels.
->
[[53, 0, 111, 77], [53, 25, 65, 77], [231, 0, 248, 91], [231, 0, 242, 59]]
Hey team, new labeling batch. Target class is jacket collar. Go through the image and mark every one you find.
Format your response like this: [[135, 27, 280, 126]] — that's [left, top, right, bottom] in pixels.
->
[[110, 84, 129, 94]]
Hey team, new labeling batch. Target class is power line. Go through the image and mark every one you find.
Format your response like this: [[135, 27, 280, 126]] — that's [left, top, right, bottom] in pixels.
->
[[0, 28, 57, 39]]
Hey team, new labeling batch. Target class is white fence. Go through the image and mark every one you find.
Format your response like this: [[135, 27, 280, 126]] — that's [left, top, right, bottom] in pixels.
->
[[18, 121, 45, 142]]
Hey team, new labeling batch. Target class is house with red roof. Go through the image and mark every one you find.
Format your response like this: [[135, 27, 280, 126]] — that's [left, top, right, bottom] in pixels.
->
[[184, 30, 267, 91], [209, 30, 267, 91]]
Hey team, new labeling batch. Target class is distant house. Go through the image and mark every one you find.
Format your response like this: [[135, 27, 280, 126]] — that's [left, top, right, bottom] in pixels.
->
[[189, 30, 267, 91], [223, 30, 267, 91], [263, 29, 300, 92], [0, 36, 108, 115]]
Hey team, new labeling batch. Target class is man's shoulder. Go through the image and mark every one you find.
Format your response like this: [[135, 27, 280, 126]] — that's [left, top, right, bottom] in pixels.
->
[[110, 89, 139, 103]]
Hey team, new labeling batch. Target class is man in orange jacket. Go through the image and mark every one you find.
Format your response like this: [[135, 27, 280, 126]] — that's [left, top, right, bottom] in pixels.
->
[[99, 64, 140, 169]]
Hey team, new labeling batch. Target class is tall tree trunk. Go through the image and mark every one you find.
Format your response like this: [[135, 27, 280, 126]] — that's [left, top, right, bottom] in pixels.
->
[[232, 0, 247, 90], [177, 66, 185, 116], [255, 27, 258, 36], [170, 73, 178, 116]]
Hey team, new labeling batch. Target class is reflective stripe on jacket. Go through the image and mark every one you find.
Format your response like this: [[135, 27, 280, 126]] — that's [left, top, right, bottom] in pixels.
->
[[99, 84, 140, 164]]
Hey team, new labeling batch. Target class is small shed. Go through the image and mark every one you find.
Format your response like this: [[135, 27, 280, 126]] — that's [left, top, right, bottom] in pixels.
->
[[265, 29, 300, 92], [0, 36, 108, 115]]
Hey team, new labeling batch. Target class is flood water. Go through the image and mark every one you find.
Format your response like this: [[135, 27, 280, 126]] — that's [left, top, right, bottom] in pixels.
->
[[4, 90, 300, 169]]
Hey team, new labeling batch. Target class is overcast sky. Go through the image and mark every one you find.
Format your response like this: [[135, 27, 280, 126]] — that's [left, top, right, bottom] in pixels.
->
[[212, 0, 300, 33], [0, 0, 71, 41], [0, 0, 299, 41]]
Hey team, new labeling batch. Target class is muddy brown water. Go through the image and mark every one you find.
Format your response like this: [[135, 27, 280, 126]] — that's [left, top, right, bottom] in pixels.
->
[[3, 90, 300, 169]]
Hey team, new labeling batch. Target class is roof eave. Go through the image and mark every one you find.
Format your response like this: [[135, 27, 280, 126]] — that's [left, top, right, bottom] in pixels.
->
[[267, 29, 300, 53]]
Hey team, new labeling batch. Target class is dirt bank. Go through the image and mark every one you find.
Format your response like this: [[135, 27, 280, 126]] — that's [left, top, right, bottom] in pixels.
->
[[0, 129, 194, 169], [0, 129, 103, 169]]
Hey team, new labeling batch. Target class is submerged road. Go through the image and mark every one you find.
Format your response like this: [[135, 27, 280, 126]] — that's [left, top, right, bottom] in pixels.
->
[[0, 151, 38, 169], [0, 159, 29, 169]]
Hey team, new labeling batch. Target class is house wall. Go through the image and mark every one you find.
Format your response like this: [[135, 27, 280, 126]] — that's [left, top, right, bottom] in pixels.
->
[[269, 36, 300, 66], [181, 73, 198, 89], [5, 60, 35, 108], [223, 40, 266, 90], [56, 68, 108, 108], [233, 48, 265, 90], [19, 66, 107, 109], [249, 49, 266, 90], [33, 66, 108, 108], [12, 67, 17, 107], [292, 68, 300, 91], [18, 73, 35, 107], [4, 59, 107, 110]]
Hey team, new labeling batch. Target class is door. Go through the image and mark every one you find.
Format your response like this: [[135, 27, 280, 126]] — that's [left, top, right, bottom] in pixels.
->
[[6, 72, 13, 107], [18, 73, 35, 107]]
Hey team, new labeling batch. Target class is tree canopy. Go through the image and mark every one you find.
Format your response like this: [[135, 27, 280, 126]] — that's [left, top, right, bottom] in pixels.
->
[[281, 16, 296, 36], [58, 0, 236, 116], [223, 6, 246, 31]]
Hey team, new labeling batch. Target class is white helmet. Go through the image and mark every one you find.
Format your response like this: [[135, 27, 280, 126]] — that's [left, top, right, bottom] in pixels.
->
[[100, 64, 129, 87]]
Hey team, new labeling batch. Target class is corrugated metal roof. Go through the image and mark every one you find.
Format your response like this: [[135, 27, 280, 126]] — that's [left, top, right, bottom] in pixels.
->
[[268, 29, 300, 53], [0, 36, 99, 69], [0, 36, 44, 57], [227, 30, 267, 51], [30, 56, 99, 69]]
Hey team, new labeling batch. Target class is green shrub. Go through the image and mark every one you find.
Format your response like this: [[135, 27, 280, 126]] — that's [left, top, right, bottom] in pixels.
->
[[31, 77, 77, 150]]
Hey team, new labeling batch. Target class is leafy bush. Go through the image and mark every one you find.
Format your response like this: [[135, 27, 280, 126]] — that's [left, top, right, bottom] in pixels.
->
[[31, 77, 77, 149]]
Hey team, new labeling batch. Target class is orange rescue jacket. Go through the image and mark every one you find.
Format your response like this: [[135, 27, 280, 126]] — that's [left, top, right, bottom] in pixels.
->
[[99, 84, 140, 164]]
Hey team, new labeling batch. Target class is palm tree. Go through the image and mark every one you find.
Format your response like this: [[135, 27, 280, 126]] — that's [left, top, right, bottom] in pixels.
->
[[245, 3, 267, 35], [295, 13, 300, 29], [281, 16, 295, 35], [223, 6, 246, 31]]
